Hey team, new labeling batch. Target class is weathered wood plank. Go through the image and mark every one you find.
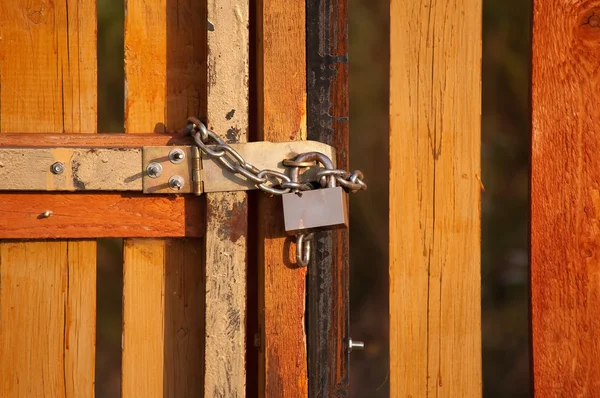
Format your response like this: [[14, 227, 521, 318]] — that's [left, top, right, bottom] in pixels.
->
[[0, 193, 204, 239], [0, 0, 97, 396], [0, 133, 193, 147], [122, 0, 205, 396], [256, 0, 309, 396], [389, 0, 482, 397], [531, 1, 600, 395], [306, 0, 350, 395], [204, 0, 249, 396]]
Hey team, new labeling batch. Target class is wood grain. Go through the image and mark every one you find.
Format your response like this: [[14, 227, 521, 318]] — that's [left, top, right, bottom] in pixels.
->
[[0, 133, 193, 147], [0, 0, 97, 396], [531, 1, 600, 395], [256, 0, 309, 396], [204, 1, 249, 396], [122, 0, 205, 396], [389, 0, 482, 397], [122, 239, 203, 397], [0, 241, 96, 397], [306, 0, 350, 395], [0, 193, 204, 239]]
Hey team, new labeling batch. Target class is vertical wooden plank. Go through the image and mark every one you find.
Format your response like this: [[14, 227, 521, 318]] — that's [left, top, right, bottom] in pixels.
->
[[306, 0, 350, 396], [389, 0, 482, 397], [122, 0, 205, 396], [0, 1, 97, 396], [204, 1, 249, 396], [531, 1, 600, 396], [256, 0, 308, 396]]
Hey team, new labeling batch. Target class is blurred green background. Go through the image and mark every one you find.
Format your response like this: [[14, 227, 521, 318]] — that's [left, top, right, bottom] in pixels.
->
[[96, 0, 531, 396]]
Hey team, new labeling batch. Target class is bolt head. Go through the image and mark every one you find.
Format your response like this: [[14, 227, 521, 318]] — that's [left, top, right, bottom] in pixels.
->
[[169, 148, 186, 164], [51, 162, 65, 175], [168, 176, 185, 191], [146, 162, 163, 178]]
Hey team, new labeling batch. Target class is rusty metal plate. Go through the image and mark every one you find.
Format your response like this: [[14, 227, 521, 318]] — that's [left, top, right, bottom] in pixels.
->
[[0, 147, 142, 191], [142, 146, 195, 194], [202, 140, 336, 193]]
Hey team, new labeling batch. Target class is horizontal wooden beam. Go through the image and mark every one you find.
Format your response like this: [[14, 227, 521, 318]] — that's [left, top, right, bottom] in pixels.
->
[[0, 193, 204, 238], [0, 133, 193, 147]]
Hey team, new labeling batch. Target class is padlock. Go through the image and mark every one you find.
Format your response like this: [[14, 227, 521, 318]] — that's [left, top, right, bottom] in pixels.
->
[[282, 152, 349, 235]]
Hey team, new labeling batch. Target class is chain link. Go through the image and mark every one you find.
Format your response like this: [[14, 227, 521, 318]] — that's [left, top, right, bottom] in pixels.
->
[[187, 117, 367, 267]]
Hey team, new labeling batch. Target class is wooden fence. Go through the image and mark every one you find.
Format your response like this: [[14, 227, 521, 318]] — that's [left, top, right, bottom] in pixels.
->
[[0, 0, 348, 397], [4, 0, 596, 397]]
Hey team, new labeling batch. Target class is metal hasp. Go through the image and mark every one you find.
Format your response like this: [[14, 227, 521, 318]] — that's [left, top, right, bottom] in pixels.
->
[[0, 141, 336, 195]]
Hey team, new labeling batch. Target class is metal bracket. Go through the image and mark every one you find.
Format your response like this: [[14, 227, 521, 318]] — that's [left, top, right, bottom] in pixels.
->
[[0, 141, 336, 195]]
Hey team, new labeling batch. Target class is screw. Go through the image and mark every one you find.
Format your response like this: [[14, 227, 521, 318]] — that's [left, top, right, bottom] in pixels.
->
[[169, 148, 186, 164], [51, 162, 65, 175], [169, 175, 185, 191], [146, 162, 163, 178], [348, 338, 365, 353]]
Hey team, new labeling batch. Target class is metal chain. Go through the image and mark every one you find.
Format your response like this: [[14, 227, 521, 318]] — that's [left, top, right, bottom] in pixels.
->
[[187, 117, 367, 267]]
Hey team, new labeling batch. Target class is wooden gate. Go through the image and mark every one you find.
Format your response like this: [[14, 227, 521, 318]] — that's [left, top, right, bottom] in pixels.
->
[[0, 0, 349, 397]]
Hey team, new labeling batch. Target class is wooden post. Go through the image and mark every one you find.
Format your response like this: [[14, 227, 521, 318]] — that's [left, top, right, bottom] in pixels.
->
[[256, 0, 309, 396], [204, 1, 249, 396], [122, 0, 204, 396], [0, 1, 97, 396], [389, 0, 482, 397], [531, 1, 600, 395], [306, 0, 351, 395]]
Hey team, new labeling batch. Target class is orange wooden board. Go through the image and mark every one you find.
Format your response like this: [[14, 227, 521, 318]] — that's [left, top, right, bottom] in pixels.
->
[[531, 1, 600, 395], [0, 193, 204, 238], [256, 0, 309, 396], [0, 133, 192, 147]]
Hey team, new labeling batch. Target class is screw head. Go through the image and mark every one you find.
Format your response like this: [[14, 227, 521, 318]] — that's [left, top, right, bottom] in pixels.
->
[[51, 162, 65, 175], [146, 162, 163, 178], [169, 148, 185, 164], [348, 338, 365, 353], [168, 175, 185, 191]]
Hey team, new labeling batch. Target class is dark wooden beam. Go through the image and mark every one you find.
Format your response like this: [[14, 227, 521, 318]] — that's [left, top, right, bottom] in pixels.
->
[[306, 0, 350, 396]]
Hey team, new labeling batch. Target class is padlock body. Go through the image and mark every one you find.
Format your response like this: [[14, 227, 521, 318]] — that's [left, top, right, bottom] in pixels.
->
[[282, 186, 349, 234]]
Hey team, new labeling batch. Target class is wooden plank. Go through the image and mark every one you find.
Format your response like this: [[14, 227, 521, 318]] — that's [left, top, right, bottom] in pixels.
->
[[122, 240, 204, 397], [256, 0, 308, 396], [0, 0, 97, 396], [0, 133, 193, 147], [204, 0, 249, 396], [0, 193, 204, 239], [306, 0, 350, 395], [389, 1, 482, 397], [531, 1, 600, 395], [0, 241, 96, 397], [122, 0, 205, 396], [0, 148, 142, 191]]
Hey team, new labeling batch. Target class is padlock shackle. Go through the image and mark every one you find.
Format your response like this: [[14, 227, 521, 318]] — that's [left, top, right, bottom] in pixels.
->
[[289, 152, 336, 188]]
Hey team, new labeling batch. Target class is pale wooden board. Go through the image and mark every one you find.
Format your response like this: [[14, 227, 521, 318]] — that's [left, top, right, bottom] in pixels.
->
[[122, 0, 205, 395], [204, 0, 249, 396], [0, 0, 97, 396], [531, 1, 600, 395], [0, 148, 142, 191], [389, 0, 482, 397], [256, 0, 309, 395]]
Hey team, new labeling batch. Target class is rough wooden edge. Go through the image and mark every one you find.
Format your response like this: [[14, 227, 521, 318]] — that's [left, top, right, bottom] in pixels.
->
[[204, 1, 250, 396], [306, 0, 350, 395], [256, 0, 309, 396], [389, 0, 483, 396]]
